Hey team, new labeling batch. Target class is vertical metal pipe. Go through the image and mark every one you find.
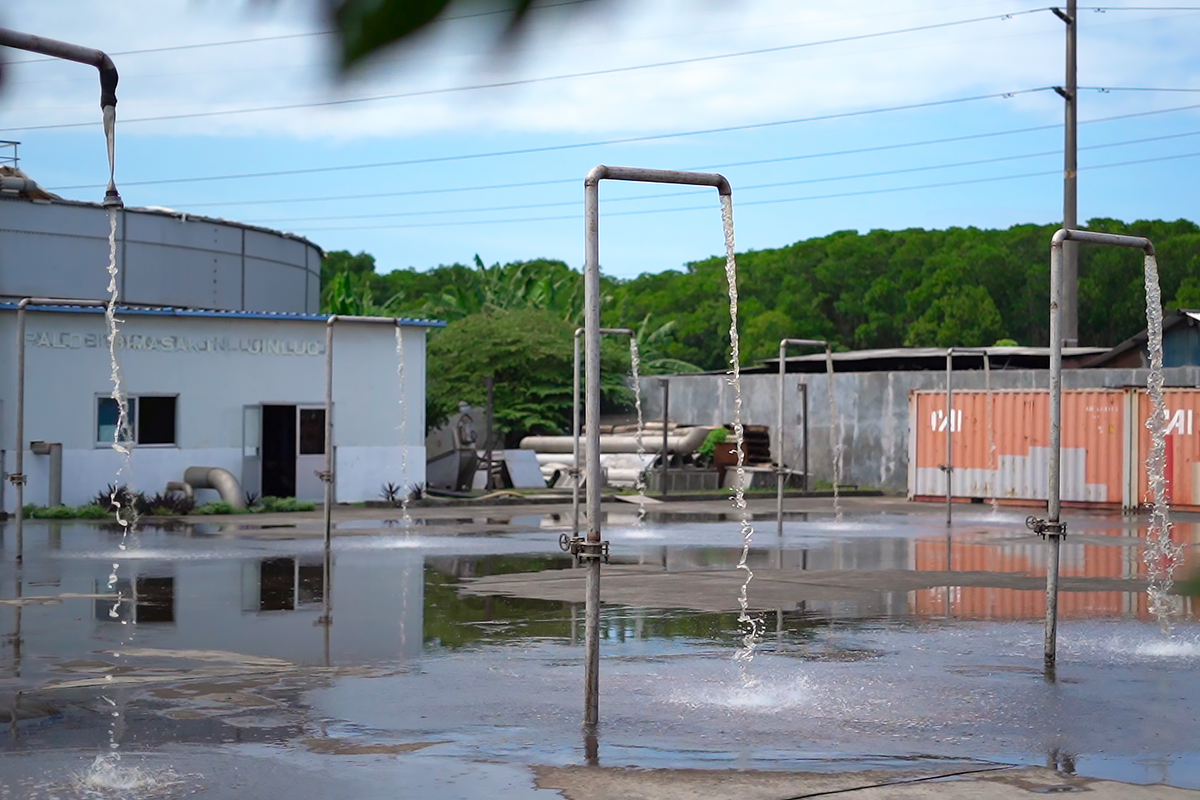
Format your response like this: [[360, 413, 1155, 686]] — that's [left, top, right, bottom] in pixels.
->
[[984, 353, 993, 501], [583, 176, 602, 728], [777, 339, 786, 537], [572, 329, 582, 535], [13, 300, 28, 564], [1062, 0, 1079, 346], [945, 350, 953, 526], [801, 383, 809, 492], [484, 376, 495, 491], [1046, 240, 1065, 668], [659, 378, 669, 498], [322, 318, 334, 624], [47, 443, 62, 508]]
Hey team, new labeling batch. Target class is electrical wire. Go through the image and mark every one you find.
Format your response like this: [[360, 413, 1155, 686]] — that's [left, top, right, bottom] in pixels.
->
[[282, 147, 1200, 232], [44, 87, 1054, 190], [0, 8, 1054, 134]]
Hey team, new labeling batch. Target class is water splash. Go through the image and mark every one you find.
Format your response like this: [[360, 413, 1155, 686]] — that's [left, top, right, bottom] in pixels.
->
[[629, 337, 647, 524], [394, 325, 411, 525], [824, 349, 843, 521], [720, 196, 763, 674], [1142, 253, 1184, 630], [76, 753, 188, 798]]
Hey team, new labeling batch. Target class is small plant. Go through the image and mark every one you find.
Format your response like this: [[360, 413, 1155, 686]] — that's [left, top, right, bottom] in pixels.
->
[[30, 505, 77, 519], [141, 491, 195, 517], [381, 482, 404, 507], [92, 483, 145, 514], [696, 427, 729, 460], [244, 491, 260, 508], [196, 500, 236, 515]]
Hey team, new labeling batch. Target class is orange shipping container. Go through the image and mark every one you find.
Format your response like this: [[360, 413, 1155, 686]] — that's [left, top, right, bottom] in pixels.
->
[[909, 389, 1128, 508], [1134, 388, 1200, 512]]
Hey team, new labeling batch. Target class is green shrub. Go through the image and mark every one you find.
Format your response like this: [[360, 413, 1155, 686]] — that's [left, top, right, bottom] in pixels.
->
[[196, 500, 236, 515], [260, 496, 316, 513], [30, 505, 77, 519], [696, 427, 728, 460], [76, 504, 112, 519]]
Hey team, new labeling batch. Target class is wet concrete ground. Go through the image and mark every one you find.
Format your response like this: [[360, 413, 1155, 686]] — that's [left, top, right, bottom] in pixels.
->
[[1, 496, 1199, 798]]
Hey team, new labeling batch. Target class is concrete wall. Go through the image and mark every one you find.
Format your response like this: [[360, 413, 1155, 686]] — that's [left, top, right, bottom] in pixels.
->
[[640, 366, 1200, 492], [0, 199, 322, 313], [0, 309, 429, 509]]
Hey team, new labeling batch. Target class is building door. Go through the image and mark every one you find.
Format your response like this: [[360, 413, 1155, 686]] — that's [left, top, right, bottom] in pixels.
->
[[261, 404, 296, 498], [295, 406, 327, 501]]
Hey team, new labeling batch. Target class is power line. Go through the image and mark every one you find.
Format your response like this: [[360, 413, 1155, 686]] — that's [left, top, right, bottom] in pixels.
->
[[243, 126, 1200, 224], [1, 0, 595, 64], [286, 148, 1200, 232], [45, 87, 1054, 190], [158, 100, 1200, 209], [1082, 86, 1200, 92], [1, 8, 1053, 134]]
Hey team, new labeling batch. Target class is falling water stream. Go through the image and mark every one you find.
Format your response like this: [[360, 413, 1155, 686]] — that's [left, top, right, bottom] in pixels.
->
[[90, 106, 142, 787], [824, 350, 842, 521], [1142, 254, 1184, 630], [720, 196, 763, 674], [629, 338, 647, 523]]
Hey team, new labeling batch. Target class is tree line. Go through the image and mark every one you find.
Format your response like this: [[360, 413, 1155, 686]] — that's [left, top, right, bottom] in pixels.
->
[[325, 217, 1200, 372]]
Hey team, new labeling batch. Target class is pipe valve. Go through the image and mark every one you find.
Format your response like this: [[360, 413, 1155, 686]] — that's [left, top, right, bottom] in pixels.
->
[[1026, 516, 1067, 538], [558, 533, 609, 563]]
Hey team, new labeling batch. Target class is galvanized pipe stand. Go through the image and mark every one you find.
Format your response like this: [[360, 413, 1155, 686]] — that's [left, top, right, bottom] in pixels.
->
[[1029, 228, 1156, 673], [322, 315, 404, 624], [11, 300, 107, 563], [577, 166, 732, 732], [775, 339, 828, 537], [570, 327, 633, 538]]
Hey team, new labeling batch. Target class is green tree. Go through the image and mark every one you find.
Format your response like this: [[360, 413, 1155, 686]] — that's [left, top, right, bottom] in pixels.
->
[[425, 309, 631, 443]]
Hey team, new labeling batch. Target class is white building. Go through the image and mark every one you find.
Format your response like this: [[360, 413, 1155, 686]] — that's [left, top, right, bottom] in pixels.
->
[[0, 174, 439, 511]]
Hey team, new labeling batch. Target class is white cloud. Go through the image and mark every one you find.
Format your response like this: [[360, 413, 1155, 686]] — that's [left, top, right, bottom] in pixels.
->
[[0, 0, 1197, 141]]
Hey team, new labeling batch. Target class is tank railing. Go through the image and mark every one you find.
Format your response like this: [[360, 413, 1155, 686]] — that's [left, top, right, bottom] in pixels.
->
[[943, 347, 991, 526], [570, 326, 635, 538], [322, 315, 407, 626], [9, 299, 107, 563], [582, 165, 732, 729], [1036, 228, 1156, 673], [776, 339, 829, 537]]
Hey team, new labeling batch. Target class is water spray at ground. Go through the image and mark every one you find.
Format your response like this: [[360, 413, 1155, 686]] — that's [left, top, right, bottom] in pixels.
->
[[824, 349, 843, 521], [630, 337, 647, 525], [721, 195, 763, 674], [1141, 253, 1184, 630]]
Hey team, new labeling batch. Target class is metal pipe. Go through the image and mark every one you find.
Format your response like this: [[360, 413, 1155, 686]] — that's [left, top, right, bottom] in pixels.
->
[[776, 338, 827, 537], [321, 314, 404, 621], [582, 164, 731, 729], [484, 376, 495, 490], [10, 298, 106, 563], [1059, 1, 1080, 345], [659, 378, 669, 498], [0, 29, 121, 207], [570, 326, 634, 537], [1043, 227, 1155, 669]]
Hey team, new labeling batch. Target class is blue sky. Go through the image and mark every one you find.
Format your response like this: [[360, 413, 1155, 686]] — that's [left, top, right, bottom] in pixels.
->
[[1, 0, 1198, 279]]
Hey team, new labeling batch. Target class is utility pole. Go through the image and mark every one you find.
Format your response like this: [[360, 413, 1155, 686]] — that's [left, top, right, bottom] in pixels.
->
[[1053, 1, 1079, 346]]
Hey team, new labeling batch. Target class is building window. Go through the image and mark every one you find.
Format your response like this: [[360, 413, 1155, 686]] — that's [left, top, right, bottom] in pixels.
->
[[298, 408, 326, 455], [96, 395, 177, 446]]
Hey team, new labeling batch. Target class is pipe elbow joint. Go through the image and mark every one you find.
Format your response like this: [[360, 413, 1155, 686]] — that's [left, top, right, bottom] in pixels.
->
[[585, 165, 610, 187], [1050, 228, 1072, 248], [98, 57, 118, 109], [712, 174, 732, 197]]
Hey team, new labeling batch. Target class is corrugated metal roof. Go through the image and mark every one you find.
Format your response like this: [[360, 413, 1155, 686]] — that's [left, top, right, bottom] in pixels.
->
[[0, 302, 446, 327]]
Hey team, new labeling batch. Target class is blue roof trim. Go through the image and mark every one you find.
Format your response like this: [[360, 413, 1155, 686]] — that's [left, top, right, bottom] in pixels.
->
[[0, 303, 446, 328]]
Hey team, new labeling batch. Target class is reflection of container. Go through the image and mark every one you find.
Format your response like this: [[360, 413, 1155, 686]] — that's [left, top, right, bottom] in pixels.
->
[[909, 389, 1128, 508]]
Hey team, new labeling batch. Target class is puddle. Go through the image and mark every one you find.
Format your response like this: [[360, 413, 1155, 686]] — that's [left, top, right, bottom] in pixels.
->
[[1, 513, 1199, 792]]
